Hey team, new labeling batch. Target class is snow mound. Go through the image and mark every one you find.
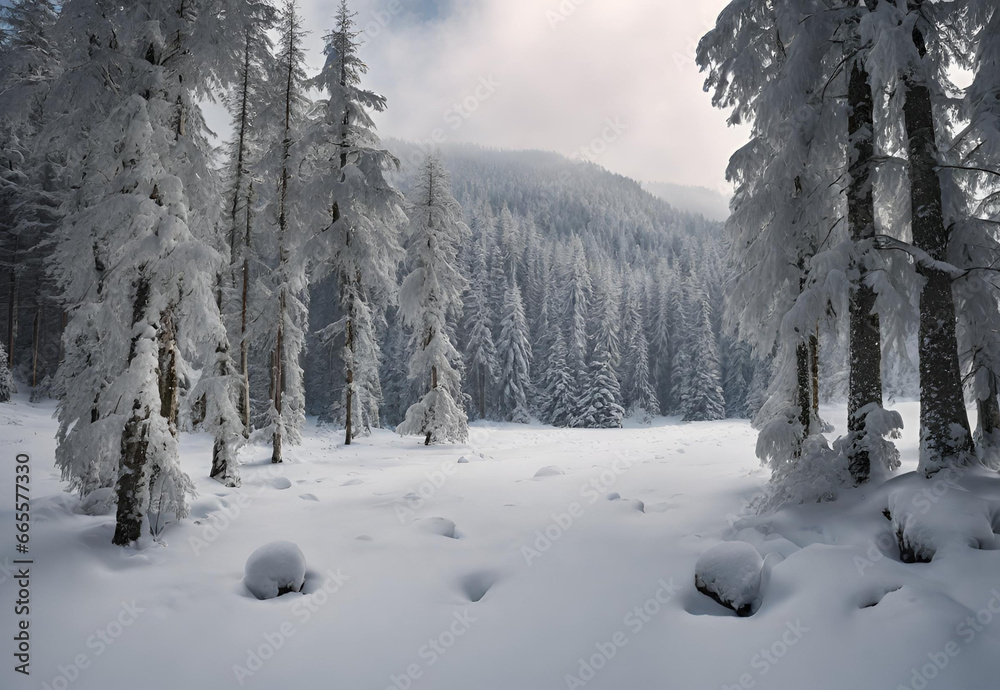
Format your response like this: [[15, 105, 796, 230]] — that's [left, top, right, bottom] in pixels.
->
[[268, 477, 292, 490], [457, 456, 470, 464], [887, 480, 998, 563], [694, 541, 764, 616], [418, 517, 460, 539], [78, 487, 116, 516], [533, 465, 563, 478], [243, 541, 307, 600]]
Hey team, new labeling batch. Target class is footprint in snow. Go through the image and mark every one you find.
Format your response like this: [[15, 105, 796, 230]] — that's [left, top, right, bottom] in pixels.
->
[[458, 570, 499, 603], [299, 493, 319, 502], [341, 478, 364, 486]]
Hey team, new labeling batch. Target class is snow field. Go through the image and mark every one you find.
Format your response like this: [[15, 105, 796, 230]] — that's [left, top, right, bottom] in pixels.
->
[[2, 396, 999, 690]]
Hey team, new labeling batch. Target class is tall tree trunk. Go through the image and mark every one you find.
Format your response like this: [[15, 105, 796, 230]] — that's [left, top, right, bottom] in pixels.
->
[[344, 312, 354, 446], [478, 365, 485, 420], [426, 365, 437, 446], [809, 327, 820, 416], [158, 308, 179, 436], [31, 307, 40, 388], [7, 234, 17, 369], [239, 182, 253, 436], [903, 7, 973, 475], [976, 369, 1000, 445], [272, 292, 284, 464], [113, 276, 153, 547], [846, 4, 885, 484]]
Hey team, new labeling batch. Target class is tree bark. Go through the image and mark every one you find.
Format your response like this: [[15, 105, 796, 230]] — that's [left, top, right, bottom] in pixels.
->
[[113, 276, 153, 547], [344, 313, 354, 446], [846, 4, 885, 484], [272, 294, 284, 464], [902, 8, 973, 475], [977, 370, 1000, 443]]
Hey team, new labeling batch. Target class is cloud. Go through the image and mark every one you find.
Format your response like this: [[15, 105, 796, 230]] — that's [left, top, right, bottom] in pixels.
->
[[295, 0, 748, 192]]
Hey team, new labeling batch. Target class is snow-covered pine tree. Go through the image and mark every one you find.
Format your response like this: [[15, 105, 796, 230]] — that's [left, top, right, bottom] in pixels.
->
[[561, 236, 591, 421], [219, 0, 277, 436], [258, 0, 310, 464], [396, 154, 469, 444], [622, 273, 659, 421], [680, 279, 726, 422], [49, 0, 237, 544], [461, 227, 498, 420], [576, 266, 624, 428], [496, 275, 532, 423], [304, 0, 405, 445]]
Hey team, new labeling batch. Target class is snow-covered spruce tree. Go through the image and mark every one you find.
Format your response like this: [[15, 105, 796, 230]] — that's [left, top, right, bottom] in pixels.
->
[[496, 275, 533, 423], [651, 259, 679, 414], [0, 343, 13, 401], [561, 236, 591, 421], [49, 0, 240, 544], [396, 155, 469, 445], [577, 278, 625, 429], [698, 0, 869, 507], [304, 0, 405, 445], [576, 267, 623, 428], [461, 226, 498, 420], [622, 273, 659, 421], [257, 0, 310, 464], [219, 0, 277, 436], [680, 279, 725, 422]]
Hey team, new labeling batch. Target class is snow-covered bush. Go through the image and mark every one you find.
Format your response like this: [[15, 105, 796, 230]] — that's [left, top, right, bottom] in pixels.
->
[[694, 541, 764, 617], [244, 541, 307, 600]]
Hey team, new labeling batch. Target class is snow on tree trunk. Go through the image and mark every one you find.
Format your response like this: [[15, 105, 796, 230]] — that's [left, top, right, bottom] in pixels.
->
[[902, 8, 974, 476]]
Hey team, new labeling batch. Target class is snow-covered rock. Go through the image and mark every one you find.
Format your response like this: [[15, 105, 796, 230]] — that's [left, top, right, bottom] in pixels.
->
[[243, 541, 307, 600], [887, 479, 998, 563], [694, 541, 764, 616]]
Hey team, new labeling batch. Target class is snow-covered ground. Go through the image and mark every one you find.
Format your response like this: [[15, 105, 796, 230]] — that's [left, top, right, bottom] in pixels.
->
[[2, 396, 999, 690]]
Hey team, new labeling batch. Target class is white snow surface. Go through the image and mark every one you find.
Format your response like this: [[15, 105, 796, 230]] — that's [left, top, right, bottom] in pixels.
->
[[243, 541, 307, 600], [2, 396, 1000, 689], [694, 541, 763, 611]]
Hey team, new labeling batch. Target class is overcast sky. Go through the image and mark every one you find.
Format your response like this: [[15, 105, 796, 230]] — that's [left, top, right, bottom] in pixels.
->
[[290, 0, 748, 193]]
